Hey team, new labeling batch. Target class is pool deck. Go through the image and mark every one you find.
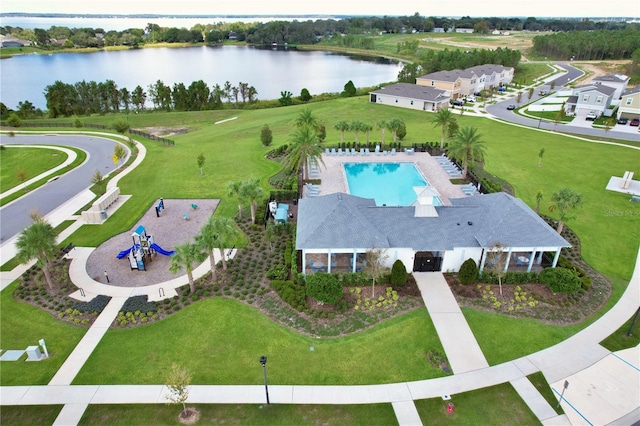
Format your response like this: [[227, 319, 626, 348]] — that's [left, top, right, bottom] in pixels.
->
[[311, 151, 467, 204]]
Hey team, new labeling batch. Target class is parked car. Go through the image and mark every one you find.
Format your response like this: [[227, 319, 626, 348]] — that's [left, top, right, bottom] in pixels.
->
[[631, 118, 640, 127], [474, 91, 482, 97], [617, 117, 628, 125], [451, 99, 464, 106], [497, 87, 506, 92], [506, 104, 516, 110], [466, 96, 476, 103], [586, 111, 598, 121], [539, 90, 548, 96]]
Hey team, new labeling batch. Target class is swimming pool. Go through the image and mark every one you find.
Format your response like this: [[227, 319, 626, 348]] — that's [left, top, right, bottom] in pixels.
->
[[344, 162, 440, 206]]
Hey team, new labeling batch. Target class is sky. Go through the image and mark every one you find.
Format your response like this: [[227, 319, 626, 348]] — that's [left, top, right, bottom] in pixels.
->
[[2, 0, 639, 18]]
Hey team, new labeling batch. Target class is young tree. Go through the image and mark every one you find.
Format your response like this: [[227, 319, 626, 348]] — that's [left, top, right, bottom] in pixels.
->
[[16, 169, 28, 192], [363, 247, 389, 299], [283, 125, 325, 181], [548, 188, 583, 234], [334, 121, 350, 144], [196, 216, 239, 280], [279, 90, 293, 106], [169, 242, 205, 293], [299, 88, 312, 102], [243, 178, 265, 224], [431, 108, 455, 150], [342, 80, 357, 97], [197, 153, 205, 176], [527, 87, 534, 101], [260, 124, 273, 146], [535, 190, 544, 214], [165, 363, 192, 419], [16, 219, 57, 290], [516, 91, 522, 104], [113, 144, 127, 164], [387, 118, 404, 143], [447, 126, 486, 179], [91, 169, 105, 194], [537, 147, 545, 167], [485, 242, 507, 296], [111, 119, 129, 134], [264, 221, 277, 252]]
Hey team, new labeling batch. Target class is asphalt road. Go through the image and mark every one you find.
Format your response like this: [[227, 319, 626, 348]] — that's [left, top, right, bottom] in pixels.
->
[[487, 63, 639, 142], [0, 134, 119, 243]]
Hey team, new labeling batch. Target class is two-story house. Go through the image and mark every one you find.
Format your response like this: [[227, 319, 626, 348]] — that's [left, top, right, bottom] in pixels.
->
[[618, 87, 640, 121], [415, 70, 463, 99], [592, 74, 630, 100], [466, 64, 514, 92], [564, 84, 616, 117]]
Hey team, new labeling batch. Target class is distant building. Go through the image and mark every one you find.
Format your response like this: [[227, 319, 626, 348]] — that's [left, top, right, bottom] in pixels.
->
[[0, 35, 32, 48]]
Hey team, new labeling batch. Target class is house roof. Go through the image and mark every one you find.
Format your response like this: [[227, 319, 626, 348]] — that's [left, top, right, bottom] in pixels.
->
[[593, 74, 629, 83], [416, 69, 465, 82], [566, 95, 578, 104], [622, 86, 640, 97], [296, 192, 570, 251], [573, 84, 616, 96], [466, 64, 513, 76], [370, 83, 450, 102]]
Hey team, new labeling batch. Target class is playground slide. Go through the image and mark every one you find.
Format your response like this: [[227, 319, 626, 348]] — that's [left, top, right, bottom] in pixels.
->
[[150, 243, 175, 256], [116, 247, 133, 259]]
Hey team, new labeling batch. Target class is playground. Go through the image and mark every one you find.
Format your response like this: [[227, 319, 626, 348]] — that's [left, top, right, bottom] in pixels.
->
[[85, 199, 219, 287]]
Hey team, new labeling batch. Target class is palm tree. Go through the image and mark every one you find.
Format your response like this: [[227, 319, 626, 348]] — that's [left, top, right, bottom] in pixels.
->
[[169, 242, 204, 293], [15, 220, 57, 290], [548, 188, 583, 234], [243, 177, 265, 224], [196, 216, 240, 280], [535, 190, 544, 214], [387, 119, 404, 143], [431, 108, 455, 150], [294, 108, 319, 129], [377, 120, 387, 146], [350, 120, 364, 144], [334, 121, 350, 144], [447, 126, 486, 179], [283, 125, 324, 181], [362, 123, 373, 144], [227, 180, 246, 219]]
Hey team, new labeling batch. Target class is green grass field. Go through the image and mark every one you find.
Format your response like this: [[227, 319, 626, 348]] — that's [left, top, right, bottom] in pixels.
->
[[0, 405, 63, 426], [414, 383, 539, 425], [79, 403, 397, 426], [73, 299, 446, 385], [599, 310, 640, 352], [0, 282, 87, 385], [0, 146, 67, 193]]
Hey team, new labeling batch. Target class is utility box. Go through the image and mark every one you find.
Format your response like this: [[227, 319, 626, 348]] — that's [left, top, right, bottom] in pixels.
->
[[100, 210, 108, 220], [26, 345, 42, 361]]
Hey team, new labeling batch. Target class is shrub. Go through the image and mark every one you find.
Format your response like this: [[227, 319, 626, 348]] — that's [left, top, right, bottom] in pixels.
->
[[458, 258, 479, 285], [121, 295, 157, 314], [580, 275, 592, 291], [390, 260, 407, 286], [284, 241, 292, 267], [340, 272, 370, 287], [270, 280, 308, 311], [539, 267, 581, 294], [72, 295, 112, 313], [306, 273, 343, 304], [266, 265, 288, 280]]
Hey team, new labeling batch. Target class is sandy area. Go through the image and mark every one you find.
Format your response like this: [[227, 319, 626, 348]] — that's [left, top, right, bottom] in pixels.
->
[[86, 199, 219, 287]]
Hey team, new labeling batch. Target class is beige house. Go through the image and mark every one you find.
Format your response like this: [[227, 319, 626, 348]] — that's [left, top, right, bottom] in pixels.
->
[[416, 70, 463, 99], [618, 87, 640, 120]]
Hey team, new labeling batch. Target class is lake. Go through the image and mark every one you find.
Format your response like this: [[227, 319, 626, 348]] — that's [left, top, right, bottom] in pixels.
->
[[0, 45, 402, 109]]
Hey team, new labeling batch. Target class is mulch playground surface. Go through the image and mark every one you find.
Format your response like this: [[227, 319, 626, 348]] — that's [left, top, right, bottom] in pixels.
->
[[85, 199, 219, 288]]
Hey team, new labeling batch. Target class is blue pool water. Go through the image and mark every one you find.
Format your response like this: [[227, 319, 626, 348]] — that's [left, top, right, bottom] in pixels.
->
[[344, 162, 440, 206]]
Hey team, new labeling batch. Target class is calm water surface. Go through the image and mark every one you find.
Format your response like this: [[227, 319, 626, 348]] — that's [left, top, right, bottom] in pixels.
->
[[0, 45, 402, 109]]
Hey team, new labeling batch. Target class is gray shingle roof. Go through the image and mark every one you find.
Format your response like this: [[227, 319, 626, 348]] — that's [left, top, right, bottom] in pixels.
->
[[370, 83, 449, 102], [574, 84, 616, 96], [622, 86, 640, 97], [416, 69, 465, 82], [296, 192, 569, 251], [593, 74, 629, 83]]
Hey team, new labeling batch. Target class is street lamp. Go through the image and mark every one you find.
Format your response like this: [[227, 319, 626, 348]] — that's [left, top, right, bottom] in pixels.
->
[[259, 355, 270, 405]]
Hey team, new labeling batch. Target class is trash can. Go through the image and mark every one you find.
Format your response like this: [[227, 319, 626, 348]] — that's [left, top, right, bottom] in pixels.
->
[[26, 345, 42, 361], [447, 402, 454, 413], [100, 210, 108, 220]]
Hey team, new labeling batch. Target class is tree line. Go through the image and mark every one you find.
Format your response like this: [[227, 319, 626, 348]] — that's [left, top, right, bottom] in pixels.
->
[[532, 27, 640, 60], [43, 79, 258, 118], [2, 15, 633, 49]]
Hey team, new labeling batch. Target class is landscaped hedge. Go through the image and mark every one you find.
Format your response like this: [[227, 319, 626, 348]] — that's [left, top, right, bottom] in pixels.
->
[[120, 295, 157, 314], [72, 294, 112, 313], [270, 279, 308, 311], [479, 271, 539, 285], [557, 255, 592, 290], [340, 272, 371, 287], [539, 267, 581, 294], [305, 273, 343, 304]]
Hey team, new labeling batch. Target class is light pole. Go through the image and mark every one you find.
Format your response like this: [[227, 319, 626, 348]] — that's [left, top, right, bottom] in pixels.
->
[[260, 355, 270, 405]]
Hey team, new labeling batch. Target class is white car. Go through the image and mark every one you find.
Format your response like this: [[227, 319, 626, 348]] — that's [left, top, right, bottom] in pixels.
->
[[586, 111, 598, 121], [466, 96, 476, 103]]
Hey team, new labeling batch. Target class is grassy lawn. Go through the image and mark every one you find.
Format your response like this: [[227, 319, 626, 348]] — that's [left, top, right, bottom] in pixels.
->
[[414, 383, 539, 425], [79, 403, 397, 426], [0, 145, 87, 207], [73, 298, 446, 385], [516, 63, 555, 85], [527, 372, 564, 415], [599, 309, 640, 352], [0, 146, 67, 193], [0, 405, 63, 426], [0, 282, 88, 385]]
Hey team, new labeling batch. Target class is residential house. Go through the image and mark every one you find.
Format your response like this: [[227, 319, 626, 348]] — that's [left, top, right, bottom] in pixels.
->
[[296, 192, 569, 275], [416, 70, 463, 99], [564, 84, 616, 117], [466, 64, 514, 92], [455, 28, 474, 33], [369, 83, 450, 112], [0, 35, 32, 48], [433, 28, 445, 33], [592, 74, 630, 100], [618, 87, 640, 120]]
